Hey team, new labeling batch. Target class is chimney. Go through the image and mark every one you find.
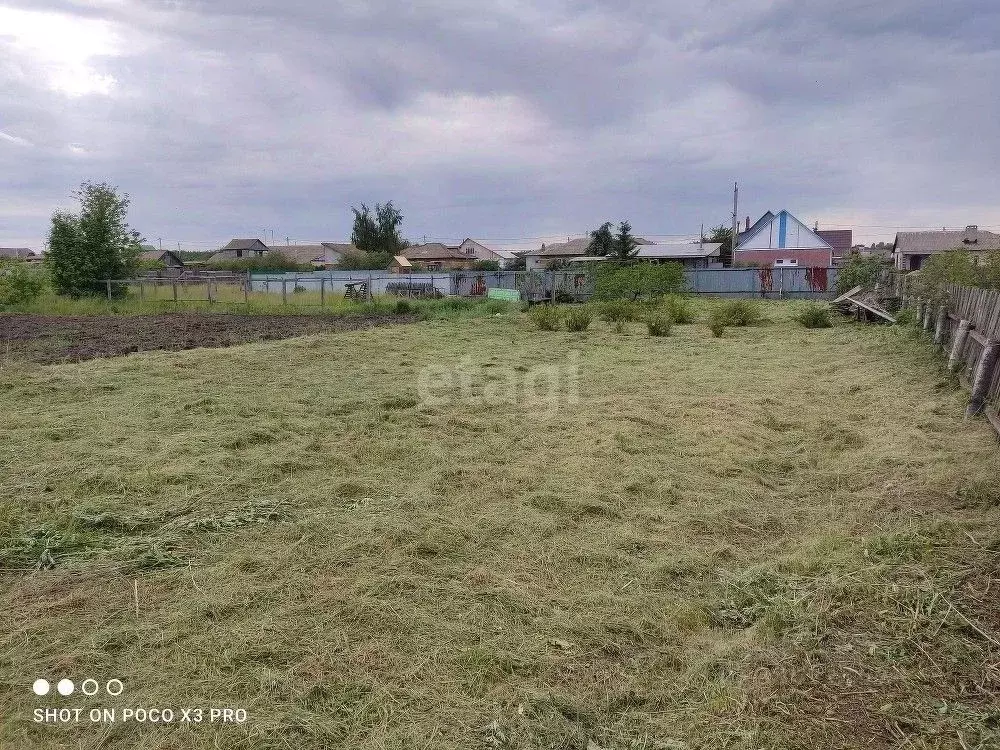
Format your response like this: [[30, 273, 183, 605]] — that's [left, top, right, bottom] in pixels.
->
[[745, 216, 750, 231], [966, 225, 978, 231]]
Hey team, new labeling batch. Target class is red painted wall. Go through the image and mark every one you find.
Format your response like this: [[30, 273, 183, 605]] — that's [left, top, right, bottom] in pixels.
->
[[735, 249, 832, 267]]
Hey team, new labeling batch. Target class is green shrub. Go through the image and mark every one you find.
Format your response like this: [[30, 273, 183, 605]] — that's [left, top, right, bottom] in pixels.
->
[[795, 303, 832, 329], [836, 254, 886, 294], [718, 299, 762, 326], [895, 307, 916, 326], [209, 251, 310, 273], [646, 311, 673, 336], [593, 262, 685, 301], [564, 307, 592, 332], [662, 295, 695, 323], [529, 304, 561, 331], [598, 299, 641, 322], [394, 299, 413, 315], [708, 310, 726, 337], [0, 262, 46, 306]]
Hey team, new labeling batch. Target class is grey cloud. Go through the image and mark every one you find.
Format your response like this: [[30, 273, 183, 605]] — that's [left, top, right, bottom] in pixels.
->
[[1, 0, 999, 250]]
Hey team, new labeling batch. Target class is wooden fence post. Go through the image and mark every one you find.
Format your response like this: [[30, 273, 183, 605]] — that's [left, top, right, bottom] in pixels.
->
[[923, 301, 934, 331], [106, 280, 112, 301], [243, 277, 249, 304], [172, 282, 178, 303], [933, 305, 947, 345], [207, 280, 214, 304], [948, 319, 971, 370], [966, 341, 999, 417], [320, 277, 325, 307], [282, 279, 287, 305]]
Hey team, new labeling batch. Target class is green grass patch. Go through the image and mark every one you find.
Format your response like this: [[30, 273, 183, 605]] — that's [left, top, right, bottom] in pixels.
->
[[2, 300, 998, 749]]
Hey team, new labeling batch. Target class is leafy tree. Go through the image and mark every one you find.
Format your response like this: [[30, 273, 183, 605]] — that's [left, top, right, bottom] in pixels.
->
[[46, 181, 143, 297], [909, 249, 996, 301], [471, 260, 501, 271], [610, 220, 639, 261], [835, 254, 886, 294], [707, 225, 733, 266], [593, 262, 685, 300], [337, 249, 394, 271], [587, 222, 615, 256], [351, 201, 409, 255]]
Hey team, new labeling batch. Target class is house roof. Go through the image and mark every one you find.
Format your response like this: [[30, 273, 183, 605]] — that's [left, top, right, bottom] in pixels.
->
[[392, 255, 413, 268], [0, 247, 35, 259], [277, 244, 328, 263], [738, 212, 774, 245], [738, 210, 832, 251], [320, 242, 355, 255], [139, 249, 183, 265], [405, 243, 470, 261], [893, 227, 1000, 255], [222, 238, 268, 251], [524, 236, 655, 258], [568, 242, 722, 262], [816, 229, 853, 257]]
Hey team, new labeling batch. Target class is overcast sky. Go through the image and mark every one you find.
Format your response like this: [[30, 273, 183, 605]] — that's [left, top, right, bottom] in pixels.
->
[[1, 0, 998, 252]]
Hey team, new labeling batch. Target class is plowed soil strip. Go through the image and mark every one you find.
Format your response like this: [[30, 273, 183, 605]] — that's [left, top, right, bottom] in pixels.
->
[[0, 312, 415, 364]]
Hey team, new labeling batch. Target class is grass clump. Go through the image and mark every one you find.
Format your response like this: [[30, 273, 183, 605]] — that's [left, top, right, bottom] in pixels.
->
[[597, 299, 640, 323], [795, 303, 832, 329], [563, 307, 592, 332], [708, 309, 727, 337], [646, 311, 673, 336], [895, 307, 916, 326], [717, 299, 763, 326], [529, 304, 561, 331], [661, 294, 695, 324]]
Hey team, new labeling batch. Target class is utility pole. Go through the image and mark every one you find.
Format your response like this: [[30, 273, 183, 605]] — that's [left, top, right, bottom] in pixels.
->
[[158, 237, 162, 250], [730, 182, 739, 262]]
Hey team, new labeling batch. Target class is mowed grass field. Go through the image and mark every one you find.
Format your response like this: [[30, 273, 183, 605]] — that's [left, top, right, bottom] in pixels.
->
[[2, 301, 999, 750]]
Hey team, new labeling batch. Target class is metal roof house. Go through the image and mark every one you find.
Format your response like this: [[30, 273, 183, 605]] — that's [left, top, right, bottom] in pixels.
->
[[210, 239, 269, 262], [520, 236, 656, 271], [0, 247, 37, 260], [892, 226, 1000, 271], [403, 243, 478, 271], [735, 210, 833, 268], [139, 249, 184, 267], [568, 242, 722, 268]]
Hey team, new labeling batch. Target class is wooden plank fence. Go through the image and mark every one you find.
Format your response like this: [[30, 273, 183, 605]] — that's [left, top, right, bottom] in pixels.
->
[[902, 281, 1000, 436]]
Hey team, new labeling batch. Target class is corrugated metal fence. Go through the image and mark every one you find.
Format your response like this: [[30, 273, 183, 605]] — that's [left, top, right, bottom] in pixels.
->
[[250, 267, 838, 300]]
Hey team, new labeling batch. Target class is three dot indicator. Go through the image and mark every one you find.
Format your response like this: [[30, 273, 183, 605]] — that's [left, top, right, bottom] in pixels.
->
[[31, 678, 123, 696]]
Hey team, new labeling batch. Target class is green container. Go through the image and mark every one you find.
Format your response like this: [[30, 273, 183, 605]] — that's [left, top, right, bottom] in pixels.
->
[[487, 288, 521, 302]]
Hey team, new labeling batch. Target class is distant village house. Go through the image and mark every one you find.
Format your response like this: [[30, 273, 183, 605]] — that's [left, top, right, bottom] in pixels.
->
[[892, 226, 1000, 271], [735, 210, 834, 267]]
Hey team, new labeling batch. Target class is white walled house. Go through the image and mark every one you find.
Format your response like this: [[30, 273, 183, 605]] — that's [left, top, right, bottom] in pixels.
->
[[735, 210, 833, 267]]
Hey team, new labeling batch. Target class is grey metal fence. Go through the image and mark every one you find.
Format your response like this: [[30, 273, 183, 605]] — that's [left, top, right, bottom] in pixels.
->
[[686, 267, 838, 298], [249, 267, 837, 301]]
